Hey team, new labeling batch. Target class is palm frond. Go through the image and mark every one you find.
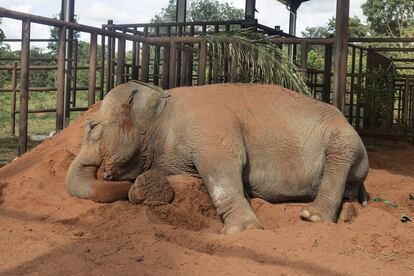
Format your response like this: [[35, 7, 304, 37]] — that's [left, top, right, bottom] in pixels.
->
[[202, 30, 310, 96]]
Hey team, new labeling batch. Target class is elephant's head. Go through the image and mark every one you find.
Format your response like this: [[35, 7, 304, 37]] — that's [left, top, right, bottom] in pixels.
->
[[66, 81, 170, 202]]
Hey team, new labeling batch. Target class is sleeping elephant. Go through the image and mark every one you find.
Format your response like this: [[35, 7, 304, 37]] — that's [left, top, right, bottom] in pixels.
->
[[66, 81, 369, 234]]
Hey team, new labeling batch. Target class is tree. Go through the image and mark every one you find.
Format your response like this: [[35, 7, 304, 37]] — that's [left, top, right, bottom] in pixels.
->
[[0, 18, 5, 41], [152, 0, 244, 22], [301, 16, 370, 38], [362, 0, 414, 37], [47, 14, 80, 55]]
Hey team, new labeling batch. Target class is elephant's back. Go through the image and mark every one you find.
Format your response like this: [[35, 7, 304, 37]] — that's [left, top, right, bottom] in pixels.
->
[[168, 83, 333, 116]]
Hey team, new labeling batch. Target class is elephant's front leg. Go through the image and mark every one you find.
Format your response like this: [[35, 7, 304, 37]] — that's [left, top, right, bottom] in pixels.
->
[[195, 155, 263, 234]]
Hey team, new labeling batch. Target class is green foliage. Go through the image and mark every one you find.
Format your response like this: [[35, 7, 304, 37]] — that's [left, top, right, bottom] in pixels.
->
[[307, 49, 325, 70], [301, 16, 370, 38], [152, 0, 244, 22], [361, 66, 397, 127], [0, 18, 5, 40], [362, 0, 414, 37], [204, 31, 310, 95], [48, 13, 81, 55]]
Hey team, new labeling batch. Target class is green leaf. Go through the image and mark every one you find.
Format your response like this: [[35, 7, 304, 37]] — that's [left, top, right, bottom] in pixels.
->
[[202, 30, 310, 95]]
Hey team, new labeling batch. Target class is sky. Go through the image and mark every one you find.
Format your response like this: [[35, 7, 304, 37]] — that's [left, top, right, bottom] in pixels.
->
[[0, 0, 367, 50]]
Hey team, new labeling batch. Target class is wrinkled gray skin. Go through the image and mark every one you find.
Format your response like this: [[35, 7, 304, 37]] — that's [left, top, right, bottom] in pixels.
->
[[67, 81, 369, 234]]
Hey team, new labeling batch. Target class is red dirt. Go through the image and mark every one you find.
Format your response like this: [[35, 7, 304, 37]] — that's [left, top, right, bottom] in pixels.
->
[[0, 106, 413, 275]]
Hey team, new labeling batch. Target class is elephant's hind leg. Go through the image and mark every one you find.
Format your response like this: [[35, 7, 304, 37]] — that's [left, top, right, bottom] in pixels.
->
[[300, 131, 360, 222]]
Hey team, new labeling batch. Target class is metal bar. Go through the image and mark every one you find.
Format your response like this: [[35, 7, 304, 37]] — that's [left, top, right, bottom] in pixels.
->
[[349, 37, 414, 43], [176, 0, 187, 23], [333, 0, 350, 112], [245, 0, 256, 20], [56, 26, 66, 132], [0, 7, 147, 43], [72, 39, 78, 107], [116, 37, 126, 85], [370, 48, 414, 52], [169, 41, 177, 88], [0, 65, 58, 70], [103, 20, 243, 28], [0, 57, 57, 62], [15, 107, 89, 114], [392, 58, 414, 62], [88, 32, 98, 106], [10, 62, 17, 136], [198, 41, 207, 85], [268, 37, 335, 45], [18, 19, 30, 155]]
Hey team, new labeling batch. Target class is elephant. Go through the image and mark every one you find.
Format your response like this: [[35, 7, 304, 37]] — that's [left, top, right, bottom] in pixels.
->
[[66, 81, 369, 234]]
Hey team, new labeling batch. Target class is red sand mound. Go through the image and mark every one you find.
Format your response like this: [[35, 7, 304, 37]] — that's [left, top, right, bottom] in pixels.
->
[[0, 106, 413, 275]]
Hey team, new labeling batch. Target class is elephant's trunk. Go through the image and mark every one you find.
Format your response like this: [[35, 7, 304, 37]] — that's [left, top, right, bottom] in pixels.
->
[[66, 148, 133, 203]]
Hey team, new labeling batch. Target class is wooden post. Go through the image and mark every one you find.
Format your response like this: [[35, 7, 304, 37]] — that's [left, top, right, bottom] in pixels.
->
[[180, 49, 188, 86], [411, 82, 414, 128], [56, 26, 66, 132], [99, 34, 105, 100], [403, 76, 411, 125], [116, 37, 126, 85], [212, 43, 220, 83], [198, 41, 206, 85], [141, 27, 150, 82], [322, 44, 332, 103], [110, 36, 116, 89], [333, 0, 350, 112], [10, 62, 17, 136], [207, 44, 213, 84], [355, 48, 364, 129], [169, 41, 177, 88], [18, 19, 30, 155], [349, 46, 356, 124], [88, 32, 97, 106], [162, 45, 170, 89], [154, 26, 161, 86], [131, 27, 139, 80], [105, 21, 113, 93], [300, 42, 308, 75]]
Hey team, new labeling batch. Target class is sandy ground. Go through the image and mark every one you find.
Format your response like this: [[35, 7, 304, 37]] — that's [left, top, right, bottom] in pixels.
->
[[0, 107, 413, 276]]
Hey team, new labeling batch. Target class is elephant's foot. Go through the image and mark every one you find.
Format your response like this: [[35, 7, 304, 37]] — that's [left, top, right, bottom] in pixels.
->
[[300, 201, 336, 222], [221, 218, 263, 235], [220, 206, 263, 234]]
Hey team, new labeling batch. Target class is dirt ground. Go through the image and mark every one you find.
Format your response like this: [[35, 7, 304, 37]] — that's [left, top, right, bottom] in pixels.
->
[[0, 106, 413, 276]]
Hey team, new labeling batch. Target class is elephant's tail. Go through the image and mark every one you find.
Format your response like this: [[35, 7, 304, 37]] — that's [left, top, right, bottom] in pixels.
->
[[358, 183, 368, 207]]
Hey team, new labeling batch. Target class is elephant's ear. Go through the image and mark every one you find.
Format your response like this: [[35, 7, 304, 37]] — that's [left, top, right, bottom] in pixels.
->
[[129, 82, 170, 134]]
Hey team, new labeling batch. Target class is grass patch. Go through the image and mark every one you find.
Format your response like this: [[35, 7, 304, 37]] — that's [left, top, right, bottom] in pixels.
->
[[0, 90, 90, 165]]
